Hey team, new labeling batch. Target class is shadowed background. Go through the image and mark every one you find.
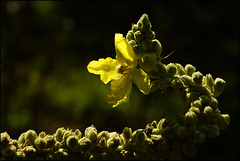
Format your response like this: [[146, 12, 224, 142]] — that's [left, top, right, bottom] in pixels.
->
[[1, 1, 239, 160]]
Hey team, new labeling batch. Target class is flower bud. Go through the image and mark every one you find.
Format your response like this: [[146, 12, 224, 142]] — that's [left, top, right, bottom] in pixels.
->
[[214, 78, 226, 97], [171, 77, 184, 88], [45, 135, 56, 148], [134, 30, 144, 43], [216, 114, 230, 130], [62, 131, 73, 143], [139, 53, 156, 72], [192, 71, 203, 85], [34, 137, 47, 150], [176, 126, 189, 139], [107, 132, 120, 150], [181, 143, 197, 157], [25, 146, 37, 159], [189, 107, 200, 116], [203, 106, 214, 118], [199, 95, 210, 105], [198, 125, 209, 133], [184, 111, 198, 125], [39, 131, 46, 138], [18, 132, 26, 146], [122, 127, 132, 143], [166, 63, 177, 76], [206, 124, 220, 139], [78, 137, 91, 151], [204, 74, 214, 92], [140, 40, 153, 51], [157, 118, 169, 131], [152, 128, 161, 135], [193, 131, 205, 144], [97, 131, 109, 143], [126, 30, 134, 41], [1, 144, 17, 157], [176, 63, 187, 76], [85, 125, 97, 143], [52, 141, 61, 152], [186, 91, 200, 104], [1, 132, 10, 148], [12, 150, 26, 160], [25, 130, 37, 145], [181, 75, 194, 86], [131, 24, 138, 32], [74, 129, 82, 139], [209, 97, 218, 110], [10, 139, 19, 149], [191, 99, 203, 110], [99, 137, 107, 148], [55, 127, 66, 142], [151, 39, 162, 56], [66, 135, 78, 150], [137, 21, 146, 33], [185, 64, 196, 76]]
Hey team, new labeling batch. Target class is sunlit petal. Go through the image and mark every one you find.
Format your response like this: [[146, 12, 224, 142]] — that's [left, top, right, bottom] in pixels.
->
[[132, 68, 151, 95], [87, 57, 123, 84], [115, 33, 137, 67], [108, 73, 132, 107]]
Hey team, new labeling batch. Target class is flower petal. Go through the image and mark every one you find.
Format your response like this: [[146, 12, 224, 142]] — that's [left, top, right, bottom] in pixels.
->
[[87, 57, 123, 84], [132, 68, 151, 95], [108, 73, 132, 107], [115, 33, 137, 67]]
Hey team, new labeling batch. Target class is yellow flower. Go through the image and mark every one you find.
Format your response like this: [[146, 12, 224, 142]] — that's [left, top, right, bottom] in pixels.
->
[[87, 33, 151, 107]]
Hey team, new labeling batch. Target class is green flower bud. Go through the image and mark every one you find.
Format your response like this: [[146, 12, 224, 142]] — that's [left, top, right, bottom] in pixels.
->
[[78, 137, 91, 151], [206, 124, 220, 139], [54, 148, 69, 159], [151, 39, 162, 56], [171, 77, 184, 88], [186, 91, 200, 104], [134, 30, 144, 43], [189, 107, 200, 116], [151, 134, 163, 144], [176, 126, 189, 139], [204, 74, 215, 92], [216, 114, 230, 130], [74, 129, 82, 139], [157, 118, 169, 131], [199, 95, 210, 105], [62, 131, 73, 143], [191, 99, 203, 110], [25, 130, 37, 145], [126, 30, 134, 41], [52, 141, 61, 152], [25, 146, 37, 159], [99, 137, 107, 148], [39, 131, 46, 138], [132, 130, 147, 145], [1, 132, 10, 148], [18, 132, 26, 146], [181, 75, 194, 86], [55, 127, 66, 142], [166, 63, 177, 76], [122, 127, 132, 143], [97, 131, 110, 143], [181, 143, 197, 157], [107, 132, 120, 150], [214, 77, 226, 97], [176, 63, 187, 76], [66, 135, 78, 149], [1, 144, 17, 157], [34, 138, 47, 150], [185, 64, 196, 76], [12, 150, 26, 160], [131, 24, 138, 32], [161, 127, 175, 141], [184, 111, 198, 125], [85, 125, 97, 143], [139, 53, 156, 72], [137, 21, 146, 33], [209, 96, 218, 110], [203, 106, 214, 118], [192, 71, 203, 85], [140, 40, 153, 51], [45, 135, 56, 148], [193, 131, 205, 144], [10, 139, 19, 149]]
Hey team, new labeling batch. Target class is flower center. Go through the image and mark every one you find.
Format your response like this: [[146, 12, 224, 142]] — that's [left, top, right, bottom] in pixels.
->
[[117, 65, 130, 74]]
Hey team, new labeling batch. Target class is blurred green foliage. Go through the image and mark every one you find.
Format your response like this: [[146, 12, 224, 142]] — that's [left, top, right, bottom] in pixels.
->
[[1, 1, 239, 160]]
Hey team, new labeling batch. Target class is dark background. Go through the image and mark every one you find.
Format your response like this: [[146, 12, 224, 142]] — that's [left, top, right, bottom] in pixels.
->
[[1, 1, 239, 160]]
